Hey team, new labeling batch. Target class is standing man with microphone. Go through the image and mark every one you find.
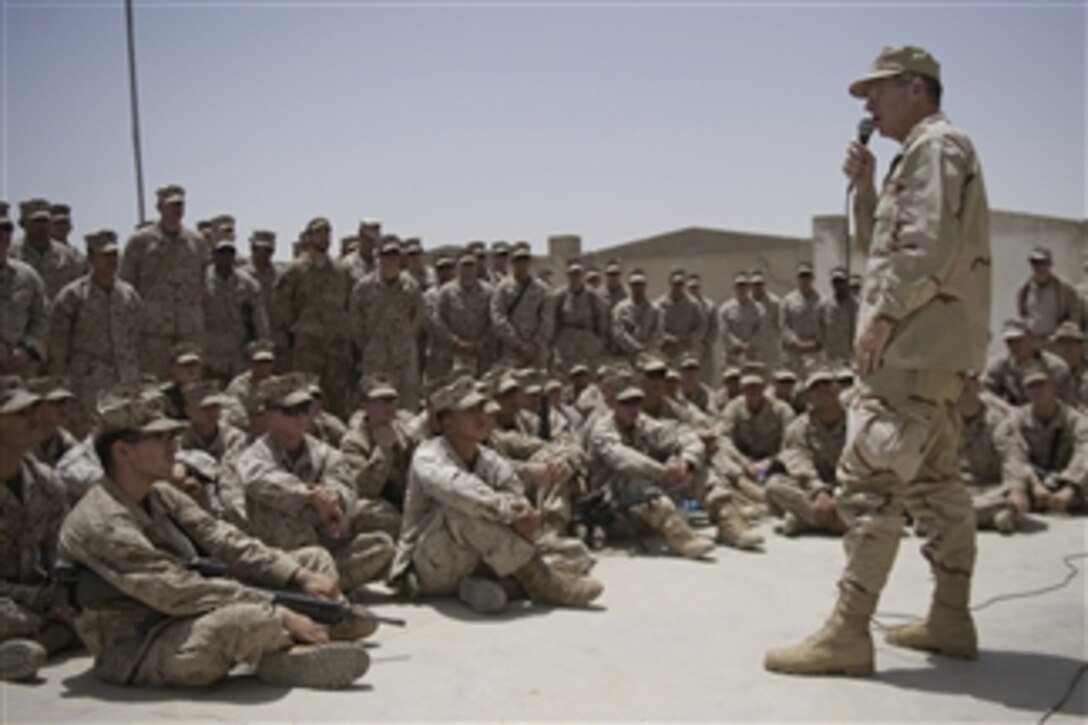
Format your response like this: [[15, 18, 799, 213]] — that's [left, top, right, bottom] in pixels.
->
[[765, 45, 992, 677]]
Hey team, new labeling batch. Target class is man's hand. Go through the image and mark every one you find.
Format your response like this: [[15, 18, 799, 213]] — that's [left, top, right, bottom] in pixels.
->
[[1048, 486, 1076, 515], [277, 606, 329, 644], [511, 501, 540, 541], [811, 490, 837, 528], [1031, 481, 1051, 511], [698, 430, 719, 458], [843, 140, 876, 195], [855, 316, 895, 377], [310, 486, 346, 539], [662, 459, 691, 488], [1008, 489, 1031, 516], [293, 568, 341, 600]]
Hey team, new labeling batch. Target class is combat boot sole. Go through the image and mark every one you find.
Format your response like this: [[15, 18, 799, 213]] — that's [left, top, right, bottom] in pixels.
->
[[764, 624, 874, 677], [0, 639, 47, 681], [458, 576, 509, 614], [257, 642, 370, 689]]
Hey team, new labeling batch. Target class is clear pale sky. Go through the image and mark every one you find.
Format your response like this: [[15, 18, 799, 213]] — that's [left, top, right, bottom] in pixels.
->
[[1, 1, 1084, 257]]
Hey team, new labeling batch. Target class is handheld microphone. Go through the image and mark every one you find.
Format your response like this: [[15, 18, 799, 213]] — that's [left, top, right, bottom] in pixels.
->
[[857, 117, 875, 146]]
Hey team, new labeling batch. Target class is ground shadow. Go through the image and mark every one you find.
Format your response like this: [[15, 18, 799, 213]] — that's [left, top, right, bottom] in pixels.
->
[[879, 648, 1087, 717], [426, 596, 606, 624], [59, 668, 374, 703]]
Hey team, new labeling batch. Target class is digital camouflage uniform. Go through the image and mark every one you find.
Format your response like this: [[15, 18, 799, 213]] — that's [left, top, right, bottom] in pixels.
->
[[718, 296, 763, 366], [390, 436, 538, 595], [274, 254, 353, 418], [959, 399, 1014, 528], [765, 411, 846, 531], [58, 476, 311, 686], [717, 395, 796, 465], [490, 274, 554, 369], [121, 223, 208, 379], [780, 288, 824, 375], [11, 236, 83, 302], [551, 286, 611, 373], [47, 275, 142, 424], [997, 401, 1088, 511], [233, 433, 394, 592], [982, 348, 1076, 407], [751, 287, 783, 368], [433, 279, 495, 377], [350, 272, 425, 412], [1, 456, 72, 651], [611, 297, 663, 359], [339, 413, 416, 535], [202, 265, 269, 383], [656, 291, 707, 364], [0, 258, 47, 373], [819, 294, 859, 367]]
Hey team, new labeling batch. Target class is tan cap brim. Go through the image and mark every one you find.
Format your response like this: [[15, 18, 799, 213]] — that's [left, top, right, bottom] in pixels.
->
[[616, 387, 645, 403], [140, 417, 187, 434], [0, 390, 41, 415], [848, 69, 900, 98], [452, 391, 487, 412], [281, 390, 314, 408]]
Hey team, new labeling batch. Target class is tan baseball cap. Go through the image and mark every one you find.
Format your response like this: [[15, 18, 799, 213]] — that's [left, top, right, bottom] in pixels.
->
[[171, 342, 202, 366], [50, 203, 71, 222], [250, 229, 276, 248], [257, 373, 314, 410], [1051, 321, 1084, 343], [156, 184, 186, 204], [20, 198, 52, 222], [360, 373, 398, 400], [849, 45, 941, 98], [182, 380, 232, 408], [86, 230, 120, 254], [432, 375, 487, 414], [245, 339, 276, 362], [96, 390, 185, 436], [0, 376, 41, 415]]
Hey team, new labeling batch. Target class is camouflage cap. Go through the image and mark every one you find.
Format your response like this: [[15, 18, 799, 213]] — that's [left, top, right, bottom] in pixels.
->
[[156, 184, 186, 204], [569, 363, 590, 377], [773, 369, 798, 384], [740, 372, 766, 388], [585, 266, 602, 281], [380, 239, 403, 255], [467, 240, 487, 255], [20, 198, 52, 222], [1029, 247, 1053, 263], [1022, 365, 1051, 387], [628, 268, 647, 284], [849, 274, 863, 287], [491, 241, 510, 255], [566, 257, 584, 273], [665, 368, 680, 382], [458, 251, 477, 266], [0, 201, 12, 230], [749, 270, 766, 284], [214, 238, 237, 253], [605, 258, 622, 275], [404, 239, 423, 255], [27, 376, 75, 402], [359, 218, 381, 233], [493, 374, 521, 397], [849, 45, 941, 98], [668, 267, 686, 284], [805, 369, 836, 390], [434, 254, 455, 269], [245, 339, 276, 362], [797, 262, 814, 277], [212, 214, 235, 230], [733, 271, 751, 285], [86, 229, 120, 254], [257, 373, 314, 410], [171, 342, 202, 365], [830, 266, 848, 281], [518, 369, 545, 396], [359, 373, 398, 400], [196, 219, 213, 232], [637, 352, 668, 374], [250, 229, 277, 248], [431, 375, 487, 414], [599, 364, 641, 402], [511, 242, 532, 260], [49, 203, 71, 221], [679, 354, 701, 370], [175, 448, 219, 482], [721, 365, 741, 381], [1051, 321, 1085, 343], [545, 378, 562, 393], [836, 367, 856, 383], [97, 389, 185, 436], [1001, 318, 1028, 340], [307, 216, 331, 233], [0, 376, 41, 415], [182, 380, 232, 408]]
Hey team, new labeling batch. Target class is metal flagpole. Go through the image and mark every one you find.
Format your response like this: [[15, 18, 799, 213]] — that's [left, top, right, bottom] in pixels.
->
[[124, 0, 147, 224]]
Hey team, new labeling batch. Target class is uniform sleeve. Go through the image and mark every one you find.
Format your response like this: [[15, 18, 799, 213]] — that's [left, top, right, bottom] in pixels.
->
[[1057, 411, 1088, 494], [589, 420, 666, 482], [409, 444, 520, 524], [868, 136, 973, 323], [780, 298, 801, 349], [21, 270, 48, 359], [234, 447, 314, 516], [489, 281, 520, 347], [996, 415, 1034, 493], [341, 428, 392, 498], [349, 281, 369, 357], [777, 417, 820, 488], [611, 303, 642, 355], [46, 284, 77, 373]]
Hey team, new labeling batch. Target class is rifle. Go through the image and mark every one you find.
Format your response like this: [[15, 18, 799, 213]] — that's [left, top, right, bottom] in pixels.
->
[[53, 559, 405, 628], [538, 389, 551, 441], [569, 488, 664, 553]]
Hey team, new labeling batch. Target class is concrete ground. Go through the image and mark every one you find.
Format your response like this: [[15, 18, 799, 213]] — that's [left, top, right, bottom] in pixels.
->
[[2, 516, 1085, 723]]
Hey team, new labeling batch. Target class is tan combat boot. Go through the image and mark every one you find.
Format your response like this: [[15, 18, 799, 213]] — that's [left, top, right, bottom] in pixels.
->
[[734, 475, 767, 505], [715, 498, 765, 551], [258, 642, 371, 689], [635, 499, 715, 559], [0, 639, 47, 681], [328, 603, 380, 641], [884, 571, 977, 660], [764, 582, 876, 676], [514, 556, 603, 607]]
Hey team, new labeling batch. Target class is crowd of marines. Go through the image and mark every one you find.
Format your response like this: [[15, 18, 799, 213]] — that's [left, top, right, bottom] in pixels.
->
[[1, 185, 1085, 689]]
